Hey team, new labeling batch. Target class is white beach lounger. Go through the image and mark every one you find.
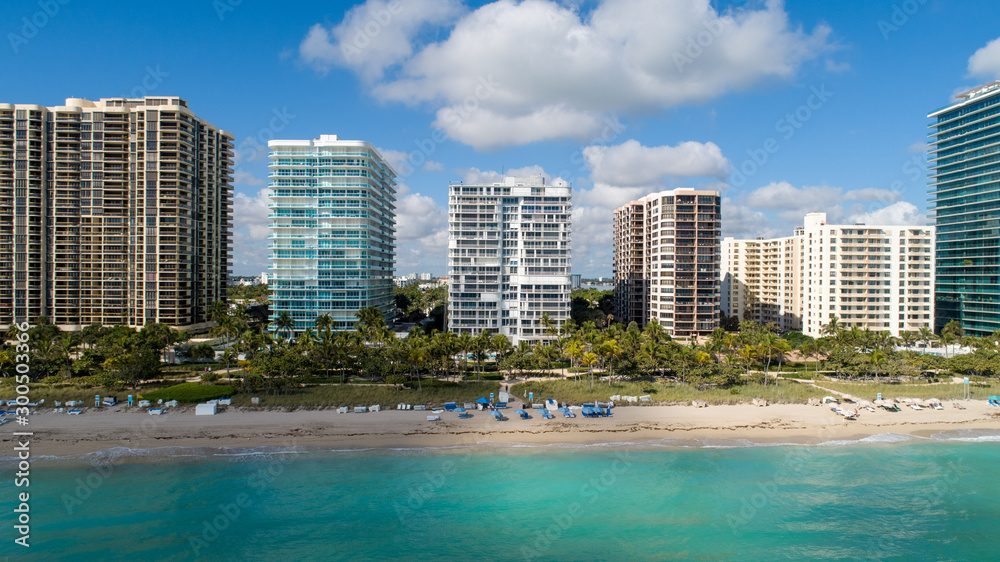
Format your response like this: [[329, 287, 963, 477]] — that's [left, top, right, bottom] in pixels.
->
[[426, 415, 440, 421], [68, 409, 82, 415], [909, 404, 923, 410], [149, 408, 163, 415], [337, 406, 349, 414]]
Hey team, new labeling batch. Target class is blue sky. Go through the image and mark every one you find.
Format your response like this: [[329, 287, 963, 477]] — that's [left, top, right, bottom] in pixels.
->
[[5, 0, 1000, 278]]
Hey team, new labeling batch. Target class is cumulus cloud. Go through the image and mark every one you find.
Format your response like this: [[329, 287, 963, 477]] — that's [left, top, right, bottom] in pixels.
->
[[302, 0, 833, 149], [231, 188, 273, 274], [299, 0, 465, 81], [968, 36, 1000, 78], [584, 139, 731, 186], [571, 204, 614, 277], [847, 201, 928, 226], [458, 165, 567, 186], [422, 160, 444, 172], [234, 170, 265, 186], [722, 198, 782, 239]]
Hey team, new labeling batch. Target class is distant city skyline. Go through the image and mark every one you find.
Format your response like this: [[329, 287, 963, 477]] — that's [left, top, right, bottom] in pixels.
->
[[6, 1, 1000, 277]]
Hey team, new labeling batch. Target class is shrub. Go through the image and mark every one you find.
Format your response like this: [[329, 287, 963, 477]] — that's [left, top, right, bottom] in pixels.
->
[[202, 372, 221, 383], [140, 382, 235, 403]]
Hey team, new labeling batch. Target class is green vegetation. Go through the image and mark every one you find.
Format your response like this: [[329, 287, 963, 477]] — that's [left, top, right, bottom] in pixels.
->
[[510, 379, 826, 405], [228, 381, 500, 408], [818, 380, 1000, 401], [140, 382, 236, 403]]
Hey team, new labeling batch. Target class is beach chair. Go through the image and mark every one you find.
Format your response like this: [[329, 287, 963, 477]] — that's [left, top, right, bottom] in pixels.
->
[[426, 415, 440, 421], [68, 409, 82, 415], [149, 408, 163, 415], [458, 411, 470, 419], [445, 402, 457, 411]]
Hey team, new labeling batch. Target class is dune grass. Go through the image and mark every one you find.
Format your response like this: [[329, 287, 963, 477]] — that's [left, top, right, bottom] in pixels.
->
[[816, 380, 1000, 401], [226, 381, 502, 408], [509, 379, 827, 405]]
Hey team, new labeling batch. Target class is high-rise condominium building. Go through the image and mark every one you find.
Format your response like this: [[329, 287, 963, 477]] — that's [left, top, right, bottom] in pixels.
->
[[448, 175, 571, 344], [0, 97, 233, 331], [267, 135, 396, 335], [929, 81, 1000, 335], [612, 188, 721, 337], [721, 235, 801, 331], [723, 212, 934, 338]]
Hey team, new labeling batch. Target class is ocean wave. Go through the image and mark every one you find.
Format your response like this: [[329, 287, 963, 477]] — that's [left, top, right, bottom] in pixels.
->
[[927, 428, 1000, 442]]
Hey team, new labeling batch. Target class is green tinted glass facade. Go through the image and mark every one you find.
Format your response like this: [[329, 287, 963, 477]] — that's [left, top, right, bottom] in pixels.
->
[[930, 82, 1000, 336]]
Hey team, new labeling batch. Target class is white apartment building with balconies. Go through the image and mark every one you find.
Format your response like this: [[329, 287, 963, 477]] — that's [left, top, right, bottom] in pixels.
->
[[448, 176, 571, 344], [723, 212, 935, 338]]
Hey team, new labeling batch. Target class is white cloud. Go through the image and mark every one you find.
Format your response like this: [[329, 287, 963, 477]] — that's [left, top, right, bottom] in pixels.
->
[[234, 188, 272, 241], [304, 0, 833, 149], [457, 165, 566, 186], [848, 201, 927, 226], [395, 183, 447, 241], [299, 0, 465, 81], [742, 181, 905, 227], [231, 188, 273, 275], [571, 204, 614, 277], [234, 170, 265, 186], [422, 160, 444, 172], [722, 198, 781, 240], [968, 36, 1000, 78], [584, 139, 731, 186]]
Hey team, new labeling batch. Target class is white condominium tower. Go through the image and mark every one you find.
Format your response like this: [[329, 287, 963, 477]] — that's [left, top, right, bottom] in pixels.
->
[[721, 235, 802, 331], [722, 212, 934, 338], [612, 188, 722, 338], [268, 135, 396, 335], [0, 96, 233, 331], [448, 175, 571, 344]]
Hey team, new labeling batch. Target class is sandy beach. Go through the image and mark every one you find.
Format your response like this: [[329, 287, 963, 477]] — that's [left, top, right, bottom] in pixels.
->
[[6, 400, 999, 459]]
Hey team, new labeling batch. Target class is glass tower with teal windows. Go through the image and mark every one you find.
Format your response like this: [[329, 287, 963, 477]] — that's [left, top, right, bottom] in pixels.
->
[[267, 135, 396, 336], [929, 81, 1000, 336]]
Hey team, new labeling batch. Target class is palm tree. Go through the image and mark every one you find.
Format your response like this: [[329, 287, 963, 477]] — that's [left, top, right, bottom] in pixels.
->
[[799, 339, 821, 375], [456, 332, 474, 379], [821, 316, 842, 339], [315, 313, 333, 333], [869, 349, 887, 383], [918, 326, 936, 353], [581, 351, 599, 391], [274, 311, 295, 342], [598, 338, 623, 384]]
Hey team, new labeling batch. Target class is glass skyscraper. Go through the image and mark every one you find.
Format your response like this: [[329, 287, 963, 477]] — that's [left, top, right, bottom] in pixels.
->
[[929, 81, 1000, 336], [267, 135, 396, 335]]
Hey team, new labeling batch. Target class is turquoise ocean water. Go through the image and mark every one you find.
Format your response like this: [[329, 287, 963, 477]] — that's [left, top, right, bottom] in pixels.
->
[[2, 431, 999, 561]]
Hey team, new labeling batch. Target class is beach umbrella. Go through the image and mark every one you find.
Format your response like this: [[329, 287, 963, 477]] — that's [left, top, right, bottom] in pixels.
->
[[557, 407, 570, 413], [989, 396, 1000, 400], [515, 409, 527, 415], [454, 407, 466, 412], [475, 397, 490, 404]]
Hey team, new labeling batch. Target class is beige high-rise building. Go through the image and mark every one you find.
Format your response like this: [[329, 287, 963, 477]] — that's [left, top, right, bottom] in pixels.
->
[[0, 97, 233, 331], [612, 188, 721, 337], [722, 212, 934, 338], [721, 235, 801, 331]]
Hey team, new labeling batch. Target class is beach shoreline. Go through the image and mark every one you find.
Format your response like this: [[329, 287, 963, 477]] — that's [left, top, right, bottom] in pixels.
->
[[4, 401, 999, 462]]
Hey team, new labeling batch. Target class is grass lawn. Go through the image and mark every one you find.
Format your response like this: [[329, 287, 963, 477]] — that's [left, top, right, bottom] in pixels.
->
[[226, 381, 502, 408], [509, 379, 827, 405]]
